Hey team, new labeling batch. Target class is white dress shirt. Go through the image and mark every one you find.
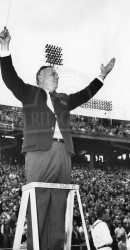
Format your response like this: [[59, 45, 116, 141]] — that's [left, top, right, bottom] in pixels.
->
[[91, 219, 113, 249], [115, 227, 127, 239], [45, 89, 63, 139]]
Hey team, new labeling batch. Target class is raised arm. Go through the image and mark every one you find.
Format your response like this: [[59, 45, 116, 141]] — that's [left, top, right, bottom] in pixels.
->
[[68, 58, 115, 110], [0, 27, 26, 102]]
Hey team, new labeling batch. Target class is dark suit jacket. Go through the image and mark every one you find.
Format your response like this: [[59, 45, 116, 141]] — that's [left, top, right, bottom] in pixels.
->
[[0, 55, 103, 154]]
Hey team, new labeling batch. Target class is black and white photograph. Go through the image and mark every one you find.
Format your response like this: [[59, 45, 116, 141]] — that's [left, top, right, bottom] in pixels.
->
[[0, 1, 130, 250]]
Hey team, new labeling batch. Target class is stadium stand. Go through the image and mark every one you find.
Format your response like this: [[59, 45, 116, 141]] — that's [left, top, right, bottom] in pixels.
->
[[0, 104, 130, 249], [0, 104, 130, 137]]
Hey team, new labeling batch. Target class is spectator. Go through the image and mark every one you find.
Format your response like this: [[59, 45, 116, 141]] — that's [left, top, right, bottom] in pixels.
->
[[91, 206, 113, 250], [118, 233, 127, 250], [71, 220, 81, 250], [3, 216, 11, 248], [115, 222, 127, 242]]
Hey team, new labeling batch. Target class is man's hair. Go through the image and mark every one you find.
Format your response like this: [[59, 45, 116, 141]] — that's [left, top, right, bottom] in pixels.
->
[[96, 206, 106, 218], [36, 66, 53, 85]]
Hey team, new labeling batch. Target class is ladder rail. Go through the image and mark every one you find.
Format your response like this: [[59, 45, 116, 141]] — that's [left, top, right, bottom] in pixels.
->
[[64, 190, 75, 250], [76, 190, 91, 250], [30, 188, 40, 250], [13, 190, 30, 250]]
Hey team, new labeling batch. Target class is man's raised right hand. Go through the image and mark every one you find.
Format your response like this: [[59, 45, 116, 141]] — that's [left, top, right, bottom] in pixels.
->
[[0, 27, 11, 51]]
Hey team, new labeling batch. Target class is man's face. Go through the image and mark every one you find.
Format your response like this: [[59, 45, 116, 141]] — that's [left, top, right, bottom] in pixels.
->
[[38, 67, 59, 92], [118, 223, 122, 228]]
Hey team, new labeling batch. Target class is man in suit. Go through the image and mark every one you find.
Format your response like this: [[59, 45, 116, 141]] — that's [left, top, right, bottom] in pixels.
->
[[0, 27, 115, 250]]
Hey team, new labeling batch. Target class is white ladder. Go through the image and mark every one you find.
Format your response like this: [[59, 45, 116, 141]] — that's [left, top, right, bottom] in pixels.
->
[[13, 182, 91, 250]]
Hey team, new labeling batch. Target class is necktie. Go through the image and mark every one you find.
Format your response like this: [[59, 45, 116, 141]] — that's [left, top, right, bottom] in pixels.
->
[[49, 92, 54, 105], [49, 91, 58, 105]]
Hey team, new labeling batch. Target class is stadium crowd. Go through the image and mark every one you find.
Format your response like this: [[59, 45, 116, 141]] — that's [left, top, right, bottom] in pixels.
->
[[0, 157, 130, 249], [0, 161, 26, 248], [71, 115, 130, 138], [0, 105, 23, 128], [0, 104, 130, 137]]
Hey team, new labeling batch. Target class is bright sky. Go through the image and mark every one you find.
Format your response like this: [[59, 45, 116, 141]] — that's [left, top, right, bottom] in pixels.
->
[[0, 0, 130, 120]]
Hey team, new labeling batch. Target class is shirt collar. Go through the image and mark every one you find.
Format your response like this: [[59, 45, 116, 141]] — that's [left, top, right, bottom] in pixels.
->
[[43, 88, 55, 95], [43, 88, 49, 93]]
